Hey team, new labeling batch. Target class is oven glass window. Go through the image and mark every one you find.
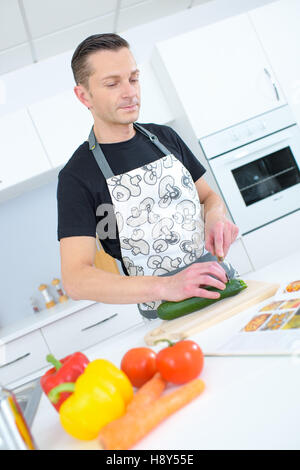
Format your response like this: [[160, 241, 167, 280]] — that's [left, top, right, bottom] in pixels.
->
[[231, 146, 300, 206]]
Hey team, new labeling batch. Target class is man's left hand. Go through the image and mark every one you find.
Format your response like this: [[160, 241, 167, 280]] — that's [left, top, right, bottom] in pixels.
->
[[205, 211, 239, 259]]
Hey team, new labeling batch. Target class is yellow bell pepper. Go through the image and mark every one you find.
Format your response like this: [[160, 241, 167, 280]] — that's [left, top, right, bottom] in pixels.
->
[[48, 359, 133, 440]]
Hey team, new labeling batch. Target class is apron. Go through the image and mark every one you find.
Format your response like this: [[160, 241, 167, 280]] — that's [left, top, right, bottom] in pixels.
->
[[89, 123, 236, 319]]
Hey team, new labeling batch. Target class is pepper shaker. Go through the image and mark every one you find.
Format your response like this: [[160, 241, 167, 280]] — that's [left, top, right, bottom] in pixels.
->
[[30, 296, 40, 314]]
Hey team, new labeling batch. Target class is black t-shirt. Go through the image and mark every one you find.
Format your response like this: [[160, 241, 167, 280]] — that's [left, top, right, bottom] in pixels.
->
[[57, 123, 206, 275]]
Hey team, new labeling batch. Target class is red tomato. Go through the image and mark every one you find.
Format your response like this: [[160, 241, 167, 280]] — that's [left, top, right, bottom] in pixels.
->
[[120, 347, 157, 388], [156, 340, 204, 385]]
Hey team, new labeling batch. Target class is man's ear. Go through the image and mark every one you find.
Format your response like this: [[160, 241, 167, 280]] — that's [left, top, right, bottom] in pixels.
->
[[74, 84, 92, 110]]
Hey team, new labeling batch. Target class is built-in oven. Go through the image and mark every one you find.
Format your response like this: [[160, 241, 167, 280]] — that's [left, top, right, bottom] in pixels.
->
[[199, 105, 300, 235]]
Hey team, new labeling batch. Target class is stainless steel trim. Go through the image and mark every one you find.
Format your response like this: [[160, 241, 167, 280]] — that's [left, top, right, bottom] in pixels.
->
[[81, 313, 118, 332], [239, 166, 296, 192], [22, 381, 42, 428], [0, 385, 38, 450]]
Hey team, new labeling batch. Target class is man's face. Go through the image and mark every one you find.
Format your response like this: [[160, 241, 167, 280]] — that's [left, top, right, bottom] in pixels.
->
[[84, 47, 140, 125]]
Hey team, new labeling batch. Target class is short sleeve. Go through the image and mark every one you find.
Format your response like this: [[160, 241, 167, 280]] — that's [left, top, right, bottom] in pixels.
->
[[172, 129, 207, 182], [57, 170, 97, 241]]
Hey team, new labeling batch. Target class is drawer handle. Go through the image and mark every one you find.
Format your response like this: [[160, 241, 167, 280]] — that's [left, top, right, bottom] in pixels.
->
[[0, 352, 31, 369], [81, 313, 118, 332]]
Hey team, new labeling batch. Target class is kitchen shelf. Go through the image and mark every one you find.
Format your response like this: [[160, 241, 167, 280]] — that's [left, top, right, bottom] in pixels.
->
[[0, 298, 97, 344]]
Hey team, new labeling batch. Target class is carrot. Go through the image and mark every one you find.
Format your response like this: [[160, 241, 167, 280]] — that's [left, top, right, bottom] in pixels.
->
[[98, 378, 205, 450], [126, 372, 166, 412]]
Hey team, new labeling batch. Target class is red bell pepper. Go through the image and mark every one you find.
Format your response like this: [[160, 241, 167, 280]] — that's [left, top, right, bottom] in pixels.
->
[[40, 352, 89, 411]]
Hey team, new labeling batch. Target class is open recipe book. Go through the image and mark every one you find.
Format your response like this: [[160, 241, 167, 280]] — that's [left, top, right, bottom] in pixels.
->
[[214, 280, 300, 356]]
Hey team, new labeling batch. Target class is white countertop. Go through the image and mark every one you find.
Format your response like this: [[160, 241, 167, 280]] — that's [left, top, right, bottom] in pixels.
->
[[31, 249, 300, 450], [0, 299, 96, 343]]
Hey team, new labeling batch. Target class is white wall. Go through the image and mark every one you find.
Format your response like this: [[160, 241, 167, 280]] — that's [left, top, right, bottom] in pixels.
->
[[0, 0, 276, 328], [0, 0, 275, 117]]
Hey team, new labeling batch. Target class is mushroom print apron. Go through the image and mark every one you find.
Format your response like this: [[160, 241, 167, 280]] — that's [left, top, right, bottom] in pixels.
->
[[89, 123, 235, 319]]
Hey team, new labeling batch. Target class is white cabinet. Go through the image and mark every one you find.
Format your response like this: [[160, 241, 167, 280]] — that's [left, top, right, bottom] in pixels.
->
[[0, 330, 50, 386], [138, 62, 174, 125], [0, 302, 143, 385], [152, 13, 286, 139], [249, 0, 300, 128], [226, 237, 254, 276], [41, 302, 143, 358], [28, 90, 93, 169], [242, 210, 300, 271], [0, 108, 51, 191]]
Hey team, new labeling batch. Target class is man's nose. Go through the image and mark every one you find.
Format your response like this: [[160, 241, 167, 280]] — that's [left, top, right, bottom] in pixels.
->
[[120, 80, 138, 99]]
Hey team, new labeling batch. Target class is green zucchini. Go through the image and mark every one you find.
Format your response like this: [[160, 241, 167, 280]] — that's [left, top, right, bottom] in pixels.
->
[[157, 278, 248, 320]]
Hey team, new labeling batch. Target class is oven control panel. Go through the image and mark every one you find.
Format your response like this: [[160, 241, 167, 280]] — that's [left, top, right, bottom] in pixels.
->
[[199, 105, 296, 159]]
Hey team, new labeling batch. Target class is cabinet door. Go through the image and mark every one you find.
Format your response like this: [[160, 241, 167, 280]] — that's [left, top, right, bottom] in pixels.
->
[[242, 210, 300, 270], [138, 62, 174, 125], [0, 109, 51, 190], [42, 302, 143, 358], [28, 90, 93, 169], [226, 237, 253, 276], [153, 13, 286, 138], [249, 0, 300, 127], [0, 330, 50, 386]]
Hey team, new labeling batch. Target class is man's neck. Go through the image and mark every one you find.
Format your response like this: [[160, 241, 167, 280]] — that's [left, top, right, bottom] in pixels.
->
[[93, 120, 136, 144]]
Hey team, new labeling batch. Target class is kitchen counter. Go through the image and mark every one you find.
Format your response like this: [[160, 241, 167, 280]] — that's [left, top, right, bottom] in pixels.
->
[[31, 249, 300, 450], [0, 298, 96, 344]]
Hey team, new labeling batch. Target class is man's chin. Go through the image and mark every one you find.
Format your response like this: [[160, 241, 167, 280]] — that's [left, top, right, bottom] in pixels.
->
[[118, 110, 140, 124]]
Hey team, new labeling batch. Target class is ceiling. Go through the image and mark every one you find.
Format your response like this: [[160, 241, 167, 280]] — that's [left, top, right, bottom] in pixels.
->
[[0, 0, 213, 75]]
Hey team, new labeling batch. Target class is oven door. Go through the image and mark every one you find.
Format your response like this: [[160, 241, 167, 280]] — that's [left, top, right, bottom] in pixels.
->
[[209, 125, 300, 234]]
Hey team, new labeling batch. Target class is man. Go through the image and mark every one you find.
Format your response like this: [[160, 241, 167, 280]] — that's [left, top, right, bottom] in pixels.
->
[[57, 33, 238, 316]]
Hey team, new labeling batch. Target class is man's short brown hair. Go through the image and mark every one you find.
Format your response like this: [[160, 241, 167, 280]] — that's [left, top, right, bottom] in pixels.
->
[[71, 33, 130, 89]]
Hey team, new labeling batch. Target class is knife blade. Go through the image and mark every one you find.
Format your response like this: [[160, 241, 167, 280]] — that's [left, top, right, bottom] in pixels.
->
[[217, 256, 240, 280]]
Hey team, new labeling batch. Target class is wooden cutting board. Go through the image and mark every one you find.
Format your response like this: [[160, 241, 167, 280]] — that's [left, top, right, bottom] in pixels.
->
[[144, 280, 279, 345]]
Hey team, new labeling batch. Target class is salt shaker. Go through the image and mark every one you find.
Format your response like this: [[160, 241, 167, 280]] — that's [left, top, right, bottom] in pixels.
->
[[38, 284, 56, 309], [51, 278, 68, 303], [0, 385, 37, 450]]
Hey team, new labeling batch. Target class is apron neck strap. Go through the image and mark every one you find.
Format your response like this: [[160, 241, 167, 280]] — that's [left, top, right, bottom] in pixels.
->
[[88, 127, 114, 179], [88, 122, 172, 179], [133, 122, 171, 156]]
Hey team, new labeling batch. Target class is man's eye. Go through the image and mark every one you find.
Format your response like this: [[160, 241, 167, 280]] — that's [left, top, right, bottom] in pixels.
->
[[107, 83, 117, 87]]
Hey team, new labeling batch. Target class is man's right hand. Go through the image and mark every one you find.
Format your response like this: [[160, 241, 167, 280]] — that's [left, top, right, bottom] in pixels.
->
[[60, 237, 228, 305], [160, 261, 228, 302]]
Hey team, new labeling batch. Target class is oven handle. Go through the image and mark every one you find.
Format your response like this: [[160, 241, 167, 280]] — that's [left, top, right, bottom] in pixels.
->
[[231, 132, 292, 163]]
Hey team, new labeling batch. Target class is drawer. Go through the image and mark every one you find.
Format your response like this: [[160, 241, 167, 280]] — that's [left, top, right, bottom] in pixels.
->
[[41, 303, 143, 358], [242, 211, 300, 270], [226, 237, 254, 276], [0, 330, 50, 386]]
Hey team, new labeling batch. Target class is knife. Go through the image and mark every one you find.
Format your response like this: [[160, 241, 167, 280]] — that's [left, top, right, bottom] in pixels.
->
[[216, 255, 240, 281]]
